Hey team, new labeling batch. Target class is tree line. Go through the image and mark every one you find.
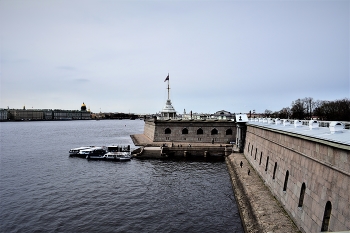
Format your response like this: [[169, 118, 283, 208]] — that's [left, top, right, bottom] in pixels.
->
[[263, 97, 350, 121]]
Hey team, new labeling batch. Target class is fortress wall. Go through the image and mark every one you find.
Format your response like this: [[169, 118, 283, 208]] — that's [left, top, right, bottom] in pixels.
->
[[243, 125, 349, 233], [146, 120, 236, 143], [143, 120, 155, 142]]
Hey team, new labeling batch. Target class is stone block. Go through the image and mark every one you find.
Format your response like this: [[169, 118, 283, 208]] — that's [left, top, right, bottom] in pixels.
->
[[331, 217, 346, 232], [337, 187, 347, 202], [311, 219, 320, 233], [320, 186, 327, 201], [337, 212, 345, 226]]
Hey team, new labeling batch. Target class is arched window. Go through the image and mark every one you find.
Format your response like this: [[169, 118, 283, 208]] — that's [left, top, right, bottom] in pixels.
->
[[265, 156, 269, 171], [226, 129, 232, 135], [211, 128, 218, 135], [273, 162, 277, 179], [321, 201, 332, 232], [165, 128, 171, 134], [298, 183, 306, 207], [197, 128, 203, 135], [259, 152, 262, 165], [251, 145, 253, 156], [182, 128, 188, 134], [254, 148, 257, 160], [283, 170, 289, 191], [248, 142, 250, 152]]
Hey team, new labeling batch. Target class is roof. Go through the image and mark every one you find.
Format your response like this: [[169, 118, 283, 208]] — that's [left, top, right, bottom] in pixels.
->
[[247, 120, 350, 147]]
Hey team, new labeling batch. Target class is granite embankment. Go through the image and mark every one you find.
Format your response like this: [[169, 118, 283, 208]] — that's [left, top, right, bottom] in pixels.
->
[[226, 153, 300, 233]]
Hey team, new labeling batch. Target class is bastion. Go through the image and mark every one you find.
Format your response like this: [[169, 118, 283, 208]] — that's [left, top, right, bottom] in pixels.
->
[[131, 118, 236, 159]]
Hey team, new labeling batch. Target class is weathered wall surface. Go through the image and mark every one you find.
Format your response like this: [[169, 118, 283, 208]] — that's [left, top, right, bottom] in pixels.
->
[[143, 120, 155, 142], [144, 119, 236, 144], [244, 124, 350, 233]]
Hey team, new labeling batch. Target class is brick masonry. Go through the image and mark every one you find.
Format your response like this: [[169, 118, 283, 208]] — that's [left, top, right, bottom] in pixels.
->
[[244, 124, 350, 232]]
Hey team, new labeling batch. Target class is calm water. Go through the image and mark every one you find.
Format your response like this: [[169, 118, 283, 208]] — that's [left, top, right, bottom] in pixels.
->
[[0, 120, 243, 232]]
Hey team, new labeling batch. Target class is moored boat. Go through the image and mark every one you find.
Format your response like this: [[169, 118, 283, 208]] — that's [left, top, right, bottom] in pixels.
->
[[69, 145, 131, 161], [69, 146, 94, 156], [102, 152, 131, 162], [79, 147, 107, 159], [107, 145, 130, 152]]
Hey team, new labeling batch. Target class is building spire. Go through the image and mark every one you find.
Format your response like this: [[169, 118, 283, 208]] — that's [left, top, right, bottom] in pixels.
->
[[161, 73, 176, 119]]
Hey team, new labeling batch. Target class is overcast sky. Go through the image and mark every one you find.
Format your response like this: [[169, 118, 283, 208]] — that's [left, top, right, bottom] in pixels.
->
[[1, 0, 349, 114]]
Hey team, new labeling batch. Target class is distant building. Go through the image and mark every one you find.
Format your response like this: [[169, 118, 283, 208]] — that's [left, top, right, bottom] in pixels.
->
[[6, 103, 91, 121], [8, 108, 44, 121], [43, 109, 53, 120], [53, 109, 90, 120], [53, 103, 90, 120], [0, 108, 8, 121], [211, 110, 234, 120]]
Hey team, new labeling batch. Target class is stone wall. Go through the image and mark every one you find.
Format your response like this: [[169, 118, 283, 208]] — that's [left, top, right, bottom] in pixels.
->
[[143, 120, 156, 141], [144, 119, 236, 144], [243, 124, 350, 232]]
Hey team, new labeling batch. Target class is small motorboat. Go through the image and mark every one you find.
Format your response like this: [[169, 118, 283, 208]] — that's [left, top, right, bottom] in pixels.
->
[[79, 147, 107, 159], [69, 145, 131, 161], [69, 146, 94, 157], [107, 145, 130, 152], [102, 152, 131, 162]]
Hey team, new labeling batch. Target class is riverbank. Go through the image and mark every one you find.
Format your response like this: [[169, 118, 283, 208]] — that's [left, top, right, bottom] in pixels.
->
[[226, 153, 300, 233]]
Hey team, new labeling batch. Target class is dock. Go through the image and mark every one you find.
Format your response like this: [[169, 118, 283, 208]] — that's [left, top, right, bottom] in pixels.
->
[[130, 134, 232, 159]]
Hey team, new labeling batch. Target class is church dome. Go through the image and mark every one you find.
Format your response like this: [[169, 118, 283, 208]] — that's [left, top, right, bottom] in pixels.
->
[[81, 102, 87, 111]]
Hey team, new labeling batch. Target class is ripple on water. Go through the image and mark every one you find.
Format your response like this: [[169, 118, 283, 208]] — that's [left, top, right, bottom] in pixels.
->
[[0, 120, 243, 232]]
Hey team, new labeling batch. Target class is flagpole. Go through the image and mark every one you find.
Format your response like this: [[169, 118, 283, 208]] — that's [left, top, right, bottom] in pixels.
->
[[167, 74, 170, 100]]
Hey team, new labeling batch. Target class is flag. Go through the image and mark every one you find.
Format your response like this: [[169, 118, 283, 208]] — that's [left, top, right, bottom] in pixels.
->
[[164, 74, 169, 82]]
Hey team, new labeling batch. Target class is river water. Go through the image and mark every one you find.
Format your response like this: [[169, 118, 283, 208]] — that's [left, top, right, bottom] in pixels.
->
[[0, 120, 243, 232]]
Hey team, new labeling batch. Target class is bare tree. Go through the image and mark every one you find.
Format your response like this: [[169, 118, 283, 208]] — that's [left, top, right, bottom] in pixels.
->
[[291, 99, 306, 119], [279, 107, 291, 119], [303, 97, 315, 119], [264, 109, 273, 117]]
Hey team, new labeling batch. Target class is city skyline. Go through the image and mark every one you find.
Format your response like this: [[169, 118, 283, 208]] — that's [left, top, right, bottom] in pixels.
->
[[1, 0, 349, 114]]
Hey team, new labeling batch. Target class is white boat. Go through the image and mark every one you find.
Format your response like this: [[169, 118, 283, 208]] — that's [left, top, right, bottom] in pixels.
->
[[69, 146, 94, 156], [79, 147, 107, 159], [69, 145, 131, 161], [107, 145, 130, 152], [102, 152, 131, 162]]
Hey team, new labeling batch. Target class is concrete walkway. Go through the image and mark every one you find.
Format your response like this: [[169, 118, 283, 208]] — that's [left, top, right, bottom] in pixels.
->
[[226, 153, 300, 233]]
